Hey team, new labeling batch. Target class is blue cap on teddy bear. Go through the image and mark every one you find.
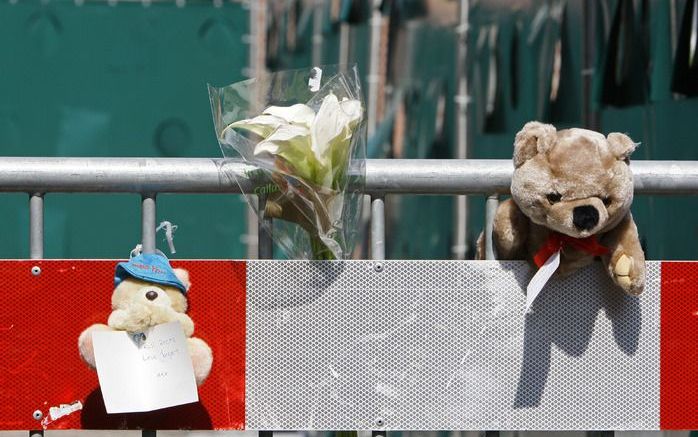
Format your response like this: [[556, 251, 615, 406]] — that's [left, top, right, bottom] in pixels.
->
[[114, 253, 187, 294]]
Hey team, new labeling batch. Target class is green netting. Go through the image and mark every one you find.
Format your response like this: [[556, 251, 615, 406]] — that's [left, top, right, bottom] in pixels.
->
[[468, 0, 698, 260], [0, 1, 249, 258]]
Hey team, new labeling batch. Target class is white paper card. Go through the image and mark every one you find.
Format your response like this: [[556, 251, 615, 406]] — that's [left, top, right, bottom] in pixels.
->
[[525, 250, 561, 313], [92, 321, 198, 413], [308, 67, 322, 92]]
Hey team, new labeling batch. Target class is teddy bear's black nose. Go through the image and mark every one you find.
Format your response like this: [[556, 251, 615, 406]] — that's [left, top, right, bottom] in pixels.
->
[[573, 205, 599, 231], [145, 290, 158, 301]]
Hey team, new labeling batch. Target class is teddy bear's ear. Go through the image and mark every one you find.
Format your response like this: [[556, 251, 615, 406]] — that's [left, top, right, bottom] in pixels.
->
[[607, 132, 638, 163], [513, 121, 557, 168], [173, 268, 191, 292]]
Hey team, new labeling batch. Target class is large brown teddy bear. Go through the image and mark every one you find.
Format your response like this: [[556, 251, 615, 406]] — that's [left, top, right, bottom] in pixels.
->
[[486, 121, 646, 295]]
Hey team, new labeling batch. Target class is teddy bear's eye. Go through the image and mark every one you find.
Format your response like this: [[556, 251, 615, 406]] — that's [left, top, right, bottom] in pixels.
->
[[602, 196, 612, 206], [546, 192, 562, 204]]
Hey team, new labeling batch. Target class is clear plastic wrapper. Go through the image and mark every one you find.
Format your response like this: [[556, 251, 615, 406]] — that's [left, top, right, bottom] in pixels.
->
[[209, 65, 366, 260]]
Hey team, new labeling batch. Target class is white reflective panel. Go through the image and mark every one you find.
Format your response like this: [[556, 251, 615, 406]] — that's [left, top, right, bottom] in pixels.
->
[[247, 261, 660, 431]]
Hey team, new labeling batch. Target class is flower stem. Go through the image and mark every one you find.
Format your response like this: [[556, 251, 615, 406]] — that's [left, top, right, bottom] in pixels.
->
[[309, 234, 336, 260]]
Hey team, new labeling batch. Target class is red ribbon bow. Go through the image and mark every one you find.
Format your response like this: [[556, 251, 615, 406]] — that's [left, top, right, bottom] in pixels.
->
[[533, 232, 610, 268]]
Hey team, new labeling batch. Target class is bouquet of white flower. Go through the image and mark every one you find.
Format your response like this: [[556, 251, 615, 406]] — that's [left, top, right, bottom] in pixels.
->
[[209, 66, 366, 260]]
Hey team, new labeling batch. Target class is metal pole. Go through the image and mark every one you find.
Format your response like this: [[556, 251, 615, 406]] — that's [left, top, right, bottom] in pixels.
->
[[453, 0, 470, 260], [29, 193, 44, 259], [371, 195, 386, 260], [484, 194, 499, 260], [248, 0, 267, 79], [1, 158, 698, 195], [339, 22, 350, 66], [582, 0, 599, 131], [246, 0, 267, 258], [141, 194, 157, 254], [258, 195, 273, 259], [363, 1, 385, 260], [367, 1, 382, 137], [312, 0, 323, 66], [365, 159, 513, 194]]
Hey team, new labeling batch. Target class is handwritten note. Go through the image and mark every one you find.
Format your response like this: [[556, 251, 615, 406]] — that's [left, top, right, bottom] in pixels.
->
[[92, 321, 198, 413]]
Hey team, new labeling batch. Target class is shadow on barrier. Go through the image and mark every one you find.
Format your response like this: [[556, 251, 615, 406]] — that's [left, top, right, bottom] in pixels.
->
[[81, 387, 213, 429], [512, 265, 642, 408]]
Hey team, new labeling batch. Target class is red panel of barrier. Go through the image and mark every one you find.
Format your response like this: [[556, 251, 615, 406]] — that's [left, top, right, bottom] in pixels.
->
[[661, 261, 698, 429], [0, 260, 246, 430]]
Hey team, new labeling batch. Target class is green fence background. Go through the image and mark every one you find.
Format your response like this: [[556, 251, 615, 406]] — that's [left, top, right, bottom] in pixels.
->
[[466, 0, 698, 260], [2, 0, 697, 260], [0, 0, 249, 259]]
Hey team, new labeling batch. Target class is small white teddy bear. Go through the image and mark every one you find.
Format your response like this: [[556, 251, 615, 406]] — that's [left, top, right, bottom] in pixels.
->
[[78, 254, 213, 386]]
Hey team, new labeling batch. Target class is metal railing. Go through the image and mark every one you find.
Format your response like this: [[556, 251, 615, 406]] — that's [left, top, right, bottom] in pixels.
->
[[4, 157, 698, 437], [2, 157, 698, 262]]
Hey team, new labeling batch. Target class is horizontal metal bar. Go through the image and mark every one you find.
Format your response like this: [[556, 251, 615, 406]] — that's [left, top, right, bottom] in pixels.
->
[[365, 159, 512, 195], [0, 158, 256, 193], [0, 158, 697, 195], [365, 159, 698, 195]]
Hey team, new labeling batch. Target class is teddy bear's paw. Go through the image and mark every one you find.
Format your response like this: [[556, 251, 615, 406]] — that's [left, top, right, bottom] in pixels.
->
[[188, 337, 213, 386], [109, 305, 154, 332], [176, 313, 195, 337], [78, 324, 110, 369], [78, 330, 97, 368], [612, 254, 644, 295]]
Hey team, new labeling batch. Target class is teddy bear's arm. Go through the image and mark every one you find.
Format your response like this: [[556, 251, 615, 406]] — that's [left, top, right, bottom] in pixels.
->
[[602, 212, 646, 295], [492, 198, 530, 260], [159, 310, 195, 337], [108, 305, 152, 332]]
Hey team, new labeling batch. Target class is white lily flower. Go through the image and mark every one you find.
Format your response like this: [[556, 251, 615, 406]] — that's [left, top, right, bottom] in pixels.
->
[[222, 104, 314, 140], [311, 94, 363, 168], [224, 114, 286, 139], [310, 95, 363, 187], [254, 124, 309, 156], [228, 93, 362, 190], [226, 92, 363, 260], [253, 124, 320, 183], [263, 103, 316, 127]]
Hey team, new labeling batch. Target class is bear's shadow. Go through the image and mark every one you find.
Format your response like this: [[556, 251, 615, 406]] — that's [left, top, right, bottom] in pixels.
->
[[81, 387, 212, 429], [505, 262, 642, 408]]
